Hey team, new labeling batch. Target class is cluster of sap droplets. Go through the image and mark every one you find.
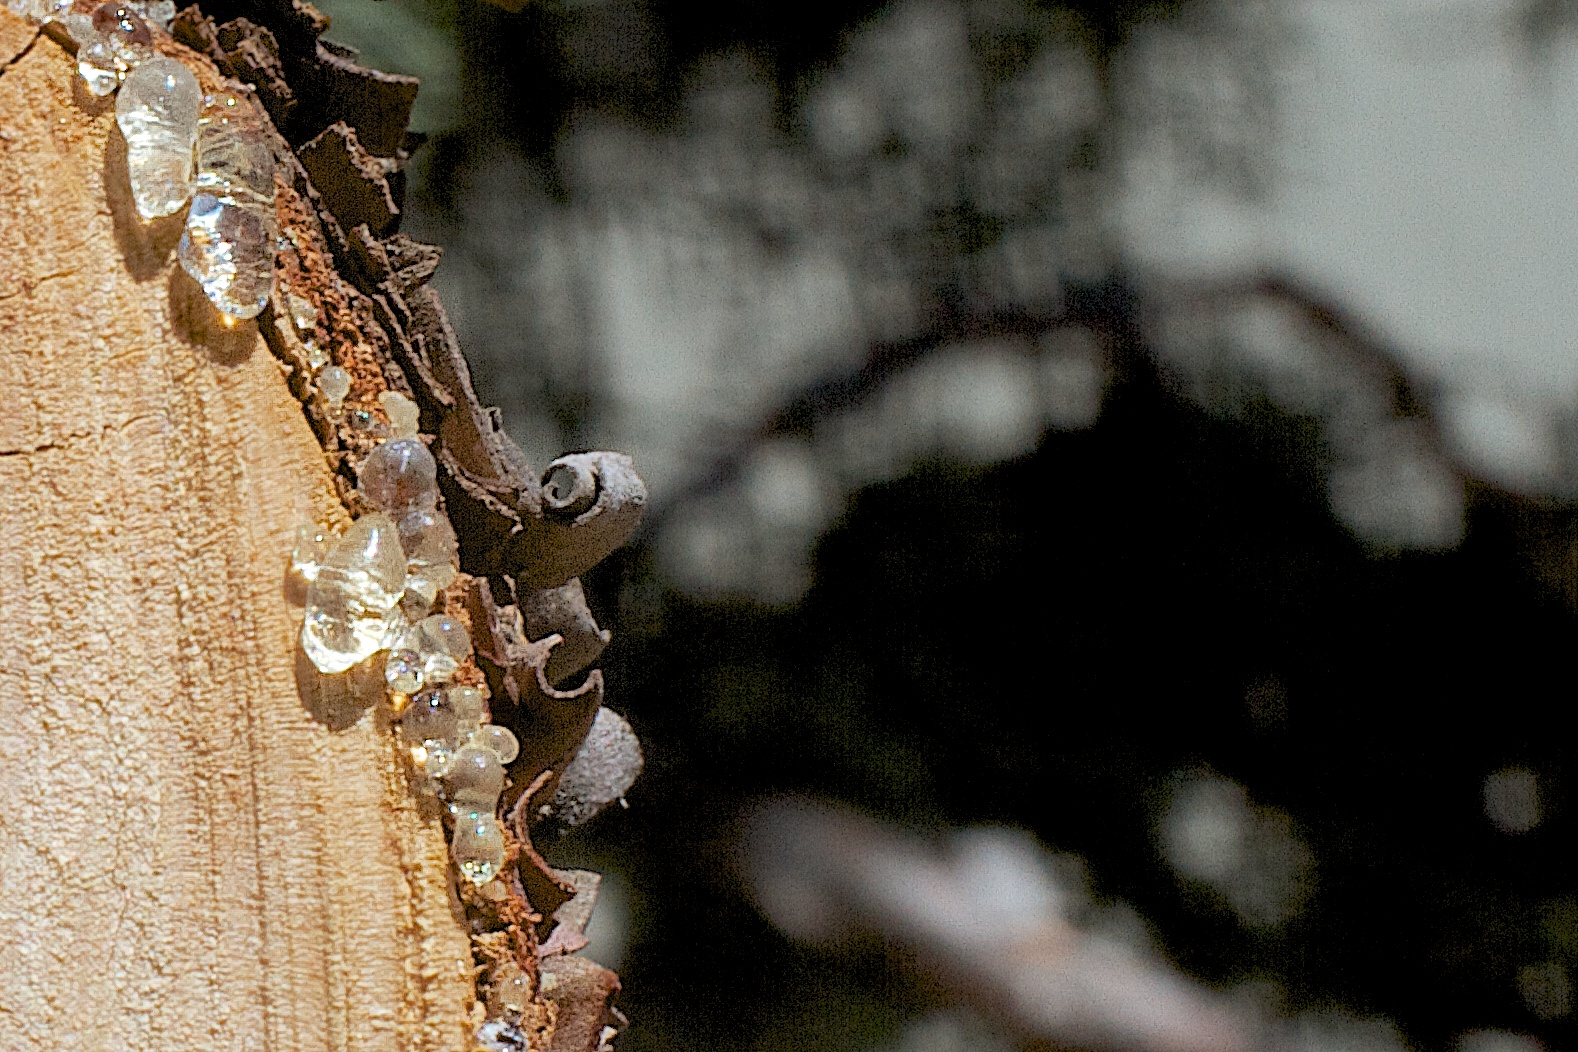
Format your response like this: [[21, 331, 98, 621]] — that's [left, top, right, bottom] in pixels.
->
[[9, 0, 513, 897], [401, 684, 519, 887], [12, 0, 173, 94], [7, 0, 276, 319], [291, 403, 517, 888]]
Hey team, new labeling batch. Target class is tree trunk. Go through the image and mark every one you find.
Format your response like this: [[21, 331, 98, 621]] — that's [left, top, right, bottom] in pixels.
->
[[0, 12, 480, 1049]]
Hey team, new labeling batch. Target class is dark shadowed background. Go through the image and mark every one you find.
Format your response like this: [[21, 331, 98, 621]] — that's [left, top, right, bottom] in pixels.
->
[[310, 1, 1578, 1048]]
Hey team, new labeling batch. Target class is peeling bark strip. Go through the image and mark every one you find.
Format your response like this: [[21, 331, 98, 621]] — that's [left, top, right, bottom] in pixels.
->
[[0, 4, 641, 1050]]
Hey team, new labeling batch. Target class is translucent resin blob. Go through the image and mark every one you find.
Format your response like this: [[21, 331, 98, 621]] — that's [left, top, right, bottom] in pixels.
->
[[397, 507, 458, 616], [178, 92, 277, 319], [289, 523, 329, 582], [76, 4, 153, 96], [359, 438, 439, 515], [301, 514, 407, 673], [445, 745, 505, 821], [116, 58, 201, 219], [452, 814, 506, 886], [468, 724, 519, 765]]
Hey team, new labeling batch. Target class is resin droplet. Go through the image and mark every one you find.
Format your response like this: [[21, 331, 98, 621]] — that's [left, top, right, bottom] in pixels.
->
[[444, 744, 504, 819], [397, 508, 457, 574], [488, 972, 532, 1015], [128, 0, 174, 29], [401, 580, 442, 620], [303, 340, 329, 372], [391, 613, 472, 686], [398, 507, 458, 617], [6, 0, 63, 22], [180, 190, 276, 318], [468, 724, 519, 765], [116, 58, 201, 220], [378, 390, 420, 439], [76, 2, 152, 95], [401, 688, 461, 752], [447, 685, 486, 727], [452, 814, 506, 885], [422, 740, 456, 778], [301, 513, 406, 673], [194, 92, 275, 200], [349, 407, 388, 439], [385, 648, 424, 694], [380, 608, 411, 651], [400, 574, 440, 620], [359, 437, 438, 515], [289, 522, 329, 583], [416, 562, 457, 591], [77, 40, 133, 96], [179, 92, 276, 319], [422, 612, 472, 657], [92, 3, 151, 44], [287, 291, 317, 331], [318, 365, 350, 408]]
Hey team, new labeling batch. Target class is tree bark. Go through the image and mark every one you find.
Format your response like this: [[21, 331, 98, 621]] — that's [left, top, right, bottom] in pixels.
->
[[0, 12, 480, 1050]]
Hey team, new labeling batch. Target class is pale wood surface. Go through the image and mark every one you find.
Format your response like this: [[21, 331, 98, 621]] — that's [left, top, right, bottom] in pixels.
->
[[0, 15, 479, 1050]]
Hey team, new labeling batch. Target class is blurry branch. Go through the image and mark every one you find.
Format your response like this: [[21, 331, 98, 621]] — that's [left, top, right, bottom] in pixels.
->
[[642, 266, 1469, 533], [742, 798, 1267, 1052], [1160, 271, 1443, 440], [1161, 273, 1578, 594], [639, 298, 1069, 536]]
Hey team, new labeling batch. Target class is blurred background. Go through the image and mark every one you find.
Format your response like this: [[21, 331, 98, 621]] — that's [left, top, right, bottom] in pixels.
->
[[314, 0, 1578, 1048]]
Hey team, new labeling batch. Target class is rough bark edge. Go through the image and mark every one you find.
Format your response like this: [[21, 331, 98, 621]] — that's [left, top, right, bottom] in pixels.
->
[[65, 4, 647, 1047]]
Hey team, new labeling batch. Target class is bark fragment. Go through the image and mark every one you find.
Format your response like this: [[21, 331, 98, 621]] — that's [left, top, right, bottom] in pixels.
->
[[540, 957, 625, 1052], [538, 708, 643, 841], [298, 121, 400, 237], [520, 579, 612, 687]]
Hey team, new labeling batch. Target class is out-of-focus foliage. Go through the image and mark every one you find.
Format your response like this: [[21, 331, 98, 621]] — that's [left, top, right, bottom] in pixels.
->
[[313, 0, 1578, 1049]]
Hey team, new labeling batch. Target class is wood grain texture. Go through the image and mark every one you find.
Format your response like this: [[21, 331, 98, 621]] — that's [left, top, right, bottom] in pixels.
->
[[0, 15, 480, 1051]]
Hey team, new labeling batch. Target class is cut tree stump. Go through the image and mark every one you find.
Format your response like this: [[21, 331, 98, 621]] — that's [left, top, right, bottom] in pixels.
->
[[0, 12, 480, 1050]]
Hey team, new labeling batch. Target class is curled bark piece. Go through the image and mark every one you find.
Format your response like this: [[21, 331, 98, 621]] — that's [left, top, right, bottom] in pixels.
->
[[537, 707, 643, 840], [510, 453, 648, 590], [170, 7, 224, 63], [542, 457, 598, 515], [308, 41, 417, 156], [511, 666, 605, 800], [520, 578, 612, 686], [467, 574, 535, 668], [465, 575, 605, 817], [465, 575, 564, 699], [299, 121, 400, 237], [539, 956, 624, 1052], [516, 830, 579, 927], [539, 870, 602, 957], [383, 232, 443, 293]]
